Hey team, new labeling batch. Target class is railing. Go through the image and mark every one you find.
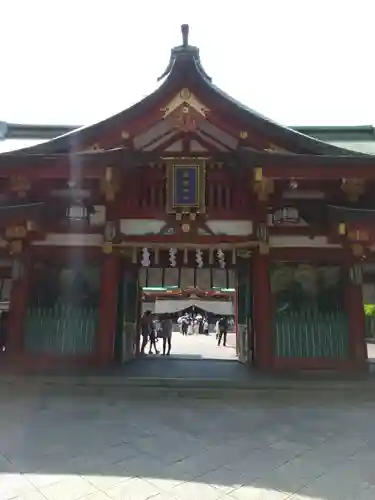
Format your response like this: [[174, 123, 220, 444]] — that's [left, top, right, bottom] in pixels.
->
[[206, 182, 233, 213], [274, 311, 349, 358], [24, 304, 98, 355], [122, 169, 248, 214]]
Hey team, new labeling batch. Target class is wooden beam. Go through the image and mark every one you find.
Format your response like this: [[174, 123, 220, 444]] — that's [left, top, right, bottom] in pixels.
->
[[141, 129, 182, 151], [270, 247, 350, 262], [263, 164, 375, 180], [113, 235, 257, 247], [3, 147, 375, 181], [0, 165, 104, 180], [268, 226, 328, 236], [152, 131, 186, 153]]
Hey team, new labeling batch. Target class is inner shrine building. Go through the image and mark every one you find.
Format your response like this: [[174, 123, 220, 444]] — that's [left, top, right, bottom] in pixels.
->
[[0, 24, 374, 372]]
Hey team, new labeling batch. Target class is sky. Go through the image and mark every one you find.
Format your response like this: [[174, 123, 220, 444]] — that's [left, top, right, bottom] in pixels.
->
[[1, 0, 374, 128]]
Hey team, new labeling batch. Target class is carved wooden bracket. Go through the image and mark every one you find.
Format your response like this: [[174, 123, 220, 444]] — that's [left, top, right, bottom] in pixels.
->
[[347, 228, 370, 243], [102, 241, 113, 254], [258, 241, 270, 255], [82, 143, 103, 153], [165, 212, 210, 237], [341, 179, 364, 202], [9, 175, 30, 197], [100, 167, 120, 202], [351, 243, 365, 258], [254, 178, 274, 201], [9, 240, 23, 255], [5, 225, 27, 240]]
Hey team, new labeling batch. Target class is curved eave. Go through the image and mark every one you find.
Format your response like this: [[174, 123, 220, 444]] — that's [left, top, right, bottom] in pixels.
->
[[1, 38, 369, 158], [189, 63, 363, 156], [328, 205, 375, 222], [154, 54, 357, 156], [0, 147, 374, 170], [6, 73, 183, 155]]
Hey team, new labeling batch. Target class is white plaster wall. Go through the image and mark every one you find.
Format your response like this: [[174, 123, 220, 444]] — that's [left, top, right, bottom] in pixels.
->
[[120, 219, 166, 235], [363, 284, 375, 303], [270, 235, 341, 248], [206, 220, 253, 236]]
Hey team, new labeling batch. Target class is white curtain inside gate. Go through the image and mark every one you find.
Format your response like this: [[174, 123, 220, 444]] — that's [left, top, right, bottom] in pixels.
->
[[142, 302, 155, 313], [154, 299, 233, 315]]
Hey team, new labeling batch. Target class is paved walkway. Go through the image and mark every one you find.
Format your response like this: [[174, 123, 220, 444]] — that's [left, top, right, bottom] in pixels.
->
[[154, 331, 237, 360], [119, 331, 242, 380], [0, 390, 375, 499]]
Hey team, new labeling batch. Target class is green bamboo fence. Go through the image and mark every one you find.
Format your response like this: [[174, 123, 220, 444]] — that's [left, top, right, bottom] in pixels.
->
[[274, 311, 349, 358], [24, 304, 98, 355]]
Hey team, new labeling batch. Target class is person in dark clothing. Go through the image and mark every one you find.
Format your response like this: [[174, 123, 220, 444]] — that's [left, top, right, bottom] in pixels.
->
[[217, 316, 228, 347], [148, 320, 159, 355], [198, 318, 204, 335], [203, 317, 209, 336], [140, 310, 159, 355], [160, 315, 173, 356], [0, 311, 8, 352], [180, 315, 188, 336]]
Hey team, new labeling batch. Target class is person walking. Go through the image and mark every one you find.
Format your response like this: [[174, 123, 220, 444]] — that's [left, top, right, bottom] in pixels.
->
[[149, 318, 160, 355], [215, 319, 220, 340], [180, 314, 188, 336], [140, 310, 159, 355], [160, 314, 173, 356], [217, 316, 228, 347], [140, 310, 152, 355], [203, 317, 209, 336]]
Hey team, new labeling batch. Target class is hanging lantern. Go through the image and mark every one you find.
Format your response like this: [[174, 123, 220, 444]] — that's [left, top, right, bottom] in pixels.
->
[[272, 207, 300, 225], [66, 200, 88, 221]]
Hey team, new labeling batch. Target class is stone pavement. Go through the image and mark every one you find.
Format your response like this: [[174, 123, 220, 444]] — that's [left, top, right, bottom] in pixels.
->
[[0, 390, 375, 499], [157, 331, 237, 360]]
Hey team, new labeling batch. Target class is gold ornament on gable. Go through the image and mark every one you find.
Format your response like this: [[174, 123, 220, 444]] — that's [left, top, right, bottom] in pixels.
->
[[161, 88, 209, 132], [341, 179, 364, 202], [5, 225, 27, 240], [253, 168, 274, 201], [10, 175, 30, 197], [101, 166, 120, 202], [161, 88, 209, 118]]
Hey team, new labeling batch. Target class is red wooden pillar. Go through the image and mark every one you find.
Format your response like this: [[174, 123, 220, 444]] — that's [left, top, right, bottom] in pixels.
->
[[252, 249, 273, 370], [96, 252, 120, 366], [345, 263, 367, 368], [7, 253, 31, 357]]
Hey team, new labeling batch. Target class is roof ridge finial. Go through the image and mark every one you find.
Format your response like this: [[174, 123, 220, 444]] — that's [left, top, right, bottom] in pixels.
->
[[157, 24, 212, 82], [181, 24, 189, 47]]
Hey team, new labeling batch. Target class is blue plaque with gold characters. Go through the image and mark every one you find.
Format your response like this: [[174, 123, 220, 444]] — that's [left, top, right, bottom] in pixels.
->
[[165, 158, 206, 213]]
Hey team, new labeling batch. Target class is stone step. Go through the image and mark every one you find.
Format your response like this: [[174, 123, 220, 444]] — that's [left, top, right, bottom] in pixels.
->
[[1, 372, 375, 395]]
